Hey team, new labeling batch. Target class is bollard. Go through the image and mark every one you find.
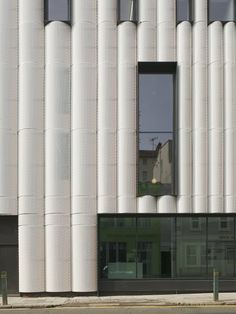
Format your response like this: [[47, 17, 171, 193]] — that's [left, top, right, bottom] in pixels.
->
[[1, 271, 8, 305], [213, 269, 219, 301]]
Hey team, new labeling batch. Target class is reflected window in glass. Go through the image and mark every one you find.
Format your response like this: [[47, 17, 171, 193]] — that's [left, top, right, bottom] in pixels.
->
[[176, 217, 207, 277], [207, 217, 235, 277], [137, 217, 174, 278], [99, 217, 137, 279]]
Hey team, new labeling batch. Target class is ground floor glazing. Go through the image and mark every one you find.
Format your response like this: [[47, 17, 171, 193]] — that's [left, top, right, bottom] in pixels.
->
[[2, 214, 236, 294], [99, 215, 236, 281]]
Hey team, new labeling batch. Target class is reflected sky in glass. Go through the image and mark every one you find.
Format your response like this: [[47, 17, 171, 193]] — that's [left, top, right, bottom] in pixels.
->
[[177, 0, 191, 21], [139, 74, 173, 132], [209, 0, 234, 21], [119, 0, 138, 21], [48, 0, 70, 21]]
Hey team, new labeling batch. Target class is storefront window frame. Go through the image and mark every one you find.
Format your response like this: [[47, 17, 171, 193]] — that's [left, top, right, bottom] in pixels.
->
[[98, 214, 236, 284]]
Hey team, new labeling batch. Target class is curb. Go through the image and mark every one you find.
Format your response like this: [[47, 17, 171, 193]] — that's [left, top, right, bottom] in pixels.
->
[[61, 301, 236, 308], [1, 301, 236, 309], [0, 304, 64, 310]]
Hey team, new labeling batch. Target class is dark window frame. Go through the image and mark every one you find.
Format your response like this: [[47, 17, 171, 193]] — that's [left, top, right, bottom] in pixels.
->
[[208, 0, 236, 24], [137, 62, 178, 197], [44, 0, 72, 25], [176, 0, 194, 24], [117, 0, 139, 25]]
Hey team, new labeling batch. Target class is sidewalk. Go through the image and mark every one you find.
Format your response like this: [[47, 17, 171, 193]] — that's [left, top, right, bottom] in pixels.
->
[[1, 293, 236, 309]]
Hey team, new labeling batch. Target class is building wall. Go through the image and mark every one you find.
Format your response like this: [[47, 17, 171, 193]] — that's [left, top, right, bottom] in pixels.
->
[[0, 0, 235, 293]]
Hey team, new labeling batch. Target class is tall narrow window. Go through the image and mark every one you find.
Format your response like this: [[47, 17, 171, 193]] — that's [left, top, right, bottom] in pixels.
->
[[45, 0, 71, 25], [209, 0, 236, 23], [138, 62, 177, 197], [118, 0, 138, 24], [177, 0, 193, 23]]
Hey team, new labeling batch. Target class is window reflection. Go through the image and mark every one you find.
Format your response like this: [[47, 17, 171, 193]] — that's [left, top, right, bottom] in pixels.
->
[[176, 218, 207, 277], [137, 218, 174, 278], [45, 0, 71, 24], [99, 216, 236, 280], [100, 218, 137, 279], [207, 217, 235, 277], [177, 0, 192, 23], [209, 0, 235, 22], [138, 133, 173, 196], [139, 74, 173, 132], [138, 66, 175, 197], [118, 0, 138, 23], [99, 217, 174, 280]]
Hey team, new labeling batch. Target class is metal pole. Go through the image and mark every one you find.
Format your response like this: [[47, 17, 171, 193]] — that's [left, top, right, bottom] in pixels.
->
[[1, 271, 8, 305], [213, 269, 219, 301]]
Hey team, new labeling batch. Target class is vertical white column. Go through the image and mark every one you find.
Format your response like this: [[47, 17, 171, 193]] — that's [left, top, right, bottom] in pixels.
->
[[0, 1, 17, 214], [157, 196, 176, 213], [208, 22, 223, 213], [157, 0, 176, 61], [118, 22, 137, 213], [45, 22, 71, 292], [98, 0, 117, 213], [224, 23, 236, 213], [72, 0, 97, 292], [138, 0, 157, 61], [137, 0, 157, 212], [19, 0, 45, 292], [192, 0, 208, 213], [177, 22, 192, 213], [138, 196, 157, 213]]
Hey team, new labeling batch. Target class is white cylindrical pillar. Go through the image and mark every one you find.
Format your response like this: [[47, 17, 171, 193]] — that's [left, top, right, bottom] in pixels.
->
[[177, 22, 192, 213], [45, 21, 71, 292], [224, 22, 236, 213], [192, 0, 208, 213], [19, 0, 45, 292], [98, 0, 117, 213], [118, 22, 137, 213], [72, 0, 97, 292], [0, 1, 17, 214], [157, 0, 176, 61], [72, 215, 97, 292], [138, 196, 157, 213], [19, 214, 45, 292], [194, 0, 208, 23], [138, 0, 156, 61], [208, 22, 223, 213], [157, 196, 176, 213], [45, 214, 71, 292]]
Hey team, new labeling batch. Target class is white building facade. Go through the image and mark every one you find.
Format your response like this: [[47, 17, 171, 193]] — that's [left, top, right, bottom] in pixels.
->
[[1, 0, 236, 294]]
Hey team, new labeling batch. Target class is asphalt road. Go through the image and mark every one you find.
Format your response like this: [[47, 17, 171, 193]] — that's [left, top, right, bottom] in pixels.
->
[[1, 307, 236, 314]]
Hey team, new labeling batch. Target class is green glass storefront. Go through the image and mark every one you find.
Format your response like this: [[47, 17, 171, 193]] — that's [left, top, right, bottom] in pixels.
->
[[98, 215, 236, 293]]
